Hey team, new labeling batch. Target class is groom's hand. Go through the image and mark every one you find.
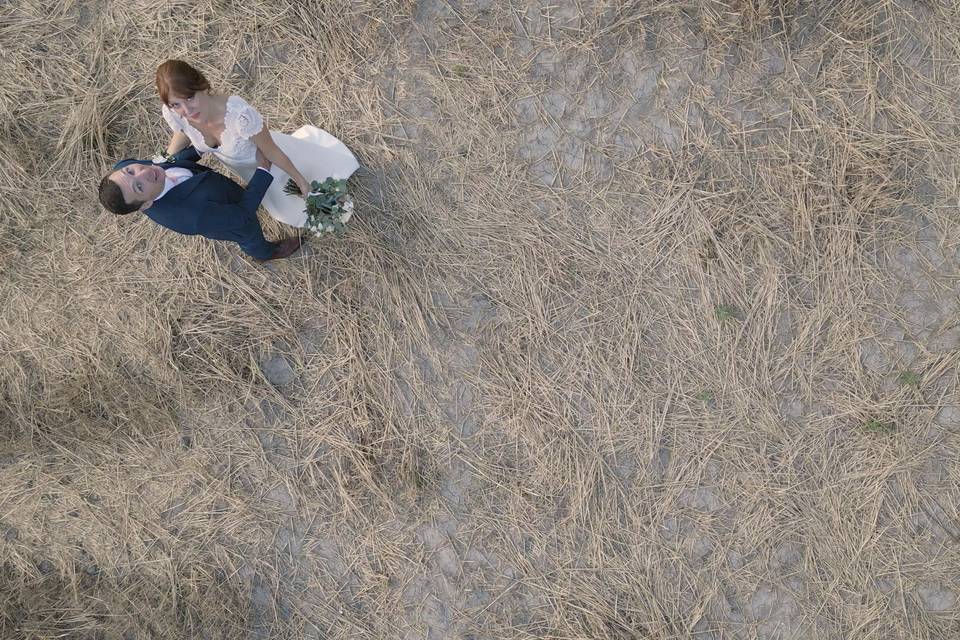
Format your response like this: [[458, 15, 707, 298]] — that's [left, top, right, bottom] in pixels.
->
[[256, 148, 272, 172]]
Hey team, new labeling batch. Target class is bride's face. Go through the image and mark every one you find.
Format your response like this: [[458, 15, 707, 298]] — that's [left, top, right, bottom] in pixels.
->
[[167, 91, 209, 122]]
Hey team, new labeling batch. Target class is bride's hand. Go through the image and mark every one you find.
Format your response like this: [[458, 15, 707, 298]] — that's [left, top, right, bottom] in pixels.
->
[[297, 179, 312, 197]]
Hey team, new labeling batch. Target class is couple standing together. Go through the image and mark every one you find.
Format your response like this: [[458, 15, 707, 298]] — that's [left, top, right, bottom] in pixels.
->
[[98, 60, 359, 262]]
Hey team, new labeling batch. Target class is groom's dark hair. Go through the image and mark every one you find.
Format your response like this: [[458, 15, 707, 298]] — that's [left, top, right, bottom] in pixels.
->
[[98, 174, 142, 215]]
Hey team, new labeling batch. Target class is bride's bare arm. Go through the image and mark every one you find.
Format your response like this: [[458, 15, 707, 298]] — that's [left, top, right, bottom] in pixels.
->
[[250, 129, 310, 196], [165, 131, 191, 156]]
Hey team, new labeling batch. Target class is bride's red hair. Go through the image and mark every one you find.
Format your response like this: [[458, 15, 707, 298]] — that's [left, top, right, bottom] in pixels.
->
[[156, 60, 211, 105]]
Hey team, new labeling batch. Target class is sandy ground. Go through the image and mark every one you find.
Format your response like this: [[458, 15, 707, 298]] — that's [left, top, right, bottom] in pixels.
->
[[1, 0, 960, 638]]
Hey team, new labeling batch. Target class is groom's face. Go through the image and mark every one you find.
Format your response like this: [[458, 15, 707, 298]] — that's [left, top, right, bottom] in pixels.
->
[[110, 162, 165, 209]]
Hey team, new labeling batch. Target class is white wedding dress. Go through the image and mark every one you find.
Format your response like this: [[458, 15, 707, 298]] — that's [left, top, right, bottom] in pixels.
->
[[162, 95, 359, 228]]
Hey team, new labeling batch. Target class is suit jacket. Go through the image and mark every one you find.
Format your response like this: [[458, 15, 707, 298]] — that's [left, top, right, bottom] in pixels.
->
[[114, 146, 273, 245]]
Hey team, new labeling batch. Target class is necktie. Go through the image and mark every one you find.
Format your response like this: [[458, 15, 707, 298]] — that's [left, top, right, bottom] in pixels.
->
[[165, 167, 193, 185]]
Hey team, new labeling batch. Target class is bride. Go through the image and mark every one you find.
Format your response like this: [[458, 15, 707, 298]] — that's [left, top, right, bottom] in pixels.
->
[[155, 59, 359, 228]]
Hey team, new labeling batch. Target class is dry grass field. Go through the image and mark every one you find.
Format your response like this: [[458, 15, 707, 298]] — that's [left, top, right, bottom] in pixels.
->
[[2, 0, 960, 638]]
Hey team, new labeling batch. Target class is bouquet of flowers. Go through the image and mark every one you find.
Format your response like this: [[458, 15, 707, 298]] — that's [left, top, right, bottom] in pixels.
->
[[285, 178, 354, 236]]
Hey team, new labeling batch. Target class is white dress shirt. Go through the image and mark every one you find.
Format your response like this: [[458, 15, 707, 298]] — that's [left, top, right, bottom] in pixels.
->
[[154, 167, 194, 202]]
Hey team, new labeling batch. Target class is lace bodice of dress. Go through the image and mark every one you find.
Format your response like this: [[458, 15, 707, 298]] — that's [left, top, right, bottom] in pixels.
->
[[162, 95, 264, 167]]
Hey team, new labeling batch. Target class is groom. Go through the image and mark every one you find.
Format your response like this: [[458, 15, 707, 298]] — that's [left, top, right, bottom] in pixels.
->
[[98, 145, 300, 262]]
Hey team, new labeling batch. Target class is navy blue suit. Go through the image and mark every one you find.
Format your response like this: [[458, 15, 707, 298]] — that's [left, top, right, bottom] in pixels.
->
[[114, 146, 277, 260]]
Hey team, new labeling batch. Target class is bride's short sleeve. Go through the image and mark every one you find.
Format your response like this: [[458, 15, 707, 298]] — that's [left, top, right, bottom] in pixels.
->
[[161, 104, 184, 132], [230, 96, 265, 139]]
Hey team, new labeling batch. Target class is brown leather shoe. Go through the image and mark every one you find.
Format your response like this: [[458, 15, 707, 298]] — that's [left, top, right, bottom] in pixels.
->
[[262, 236, 302, 262]]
